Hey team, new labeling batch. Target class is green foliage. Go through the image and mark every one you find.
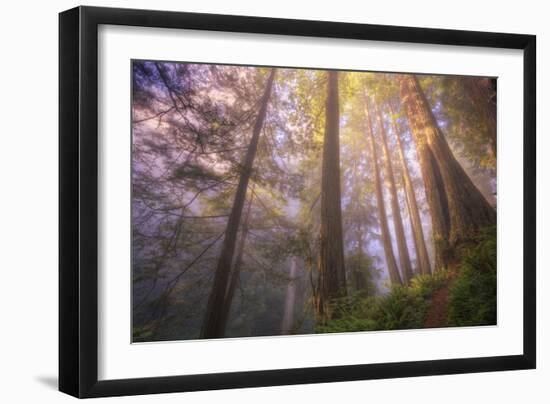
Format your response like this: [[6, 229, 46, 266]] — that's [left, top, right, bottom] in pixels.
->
[[320, 226, 497, 335], [133, 61, 497, 342], [448, 227, 497, 326], [409, 270, 449, 299], [315, 293, 379, 333], [372, 285, 428, 330], [346, 253, 381, 296], [421, 76, 496, 171], [317, 271, 447, 333]]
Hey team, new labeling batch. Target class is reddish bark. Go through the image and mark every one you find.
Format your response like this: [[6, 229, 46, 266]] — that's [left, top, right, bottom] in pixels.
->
[[375, 101, 414, 284], [389, 104, 432, 275], [365, 97, 402, 285], [400, 75, 495, 269], [317, 71, 347, 321]]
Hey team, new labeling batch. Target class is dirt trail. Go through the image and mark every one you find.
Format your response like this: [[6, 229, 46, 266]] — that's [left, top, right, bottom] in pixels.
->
[[424, 282, 451, 328], [423, 266, 458, 328]]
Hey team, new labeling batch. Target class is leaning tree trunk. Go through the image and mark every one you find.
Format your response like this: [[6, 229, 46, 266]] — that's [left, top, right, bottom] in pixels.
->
[[218, 190, 254, 335], [201, 69, 276, 339], [375, 101, 414, 284], [281, 256, 298, 334], [365, 97, 402, 285], [389, 104, 432, 275], [400, 76, 451, 270], [400, 75, 496, 253], [317, 71, 347, 321]]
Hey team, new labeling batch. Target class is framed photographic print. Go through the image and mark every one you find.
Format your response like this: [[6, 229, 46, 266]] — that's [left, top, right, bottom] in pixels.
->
[[59, 6, 536, 398]]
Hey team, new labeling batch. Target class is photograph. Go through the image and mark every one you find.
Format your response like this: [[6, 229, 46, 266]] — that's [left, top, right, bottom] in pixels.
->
[[131, 61, 497, 342]]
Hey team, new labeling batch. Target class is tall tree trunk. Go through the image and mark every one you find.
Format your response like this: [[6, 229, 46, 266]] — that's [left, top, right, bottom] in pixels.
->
[[317, 71, 347, 320], [389, 104, 432, 275], [464, 77, 497, 159], [281, 256, 298, 334], [350, 155, 367, 292], [201, 69, 276, 338], [402, 176, 421, 275], [218, 190, 254, 335], [399, 76, 450, 270], [365, 97, 402, 285], [400, 75, 496, 255], [375, 101, 414, 284]]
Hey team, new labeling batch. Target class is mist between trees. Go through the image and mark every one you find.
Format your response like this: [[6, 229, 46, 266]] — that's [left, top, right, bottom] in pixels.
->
[[132, 61, 497, 342]]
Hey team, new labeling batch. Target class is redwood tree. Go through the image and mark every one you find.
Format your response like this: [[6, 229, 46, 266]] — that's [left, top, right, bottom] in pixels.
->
[[399, 74, 495, 268], [317, 71, 347, 320], [365, 96, 402, 285], [375, 101, 413, 284], [464, 77, 497, 158], [389, 103, 432, 275]]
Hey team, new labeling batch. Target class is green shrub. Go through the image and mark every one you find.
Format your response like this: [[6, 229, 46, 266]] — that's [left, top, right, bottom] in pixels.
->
[[371, 285, 428, 330], [316, 227, 496, 334], [409, 271, 448, 299], [315, 293, 378, 333], [317, 271, 447, 334], [447, 226, 497, 327]]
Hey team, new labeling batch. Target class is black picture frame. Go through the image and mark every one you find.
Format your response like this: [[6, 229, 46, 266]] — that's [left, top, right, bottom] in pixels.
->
[[59, 5, 536, 398]]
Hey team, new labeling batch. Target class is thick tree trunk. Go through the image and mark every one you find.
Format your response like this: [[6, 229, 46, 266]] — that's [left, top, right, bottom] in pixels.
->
[[464, 77, 497, 159], [400, 75, 496, 258], [399, 76, 450, 270], [317, 71, 347, 321], [365, 97, 402, 285], [375, 102, 414, 284], [201, 69, 276, 338], [281, 256, 298, 334], [218, 191, 254, 335], [389, 105, 432, 275]]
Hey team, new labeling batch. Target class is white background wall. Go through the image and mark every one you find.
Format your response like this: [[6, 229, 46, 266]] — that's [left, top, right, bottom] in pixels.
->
[[0, 0, 546, 402]]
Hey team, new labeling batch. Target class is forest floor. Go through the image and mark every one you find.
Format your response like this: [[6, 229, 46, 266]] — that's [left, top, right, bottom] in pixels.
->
[[423, 265, 459, 328], [424, 282, 452, 327]]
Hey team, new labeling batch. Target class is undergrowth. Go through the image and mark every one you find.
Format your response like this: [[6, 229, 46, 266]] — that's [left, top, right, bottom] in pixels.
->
[[447, 226, 497, 326], [318, 226, 497, 334], [316, 271, 448, 333]]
